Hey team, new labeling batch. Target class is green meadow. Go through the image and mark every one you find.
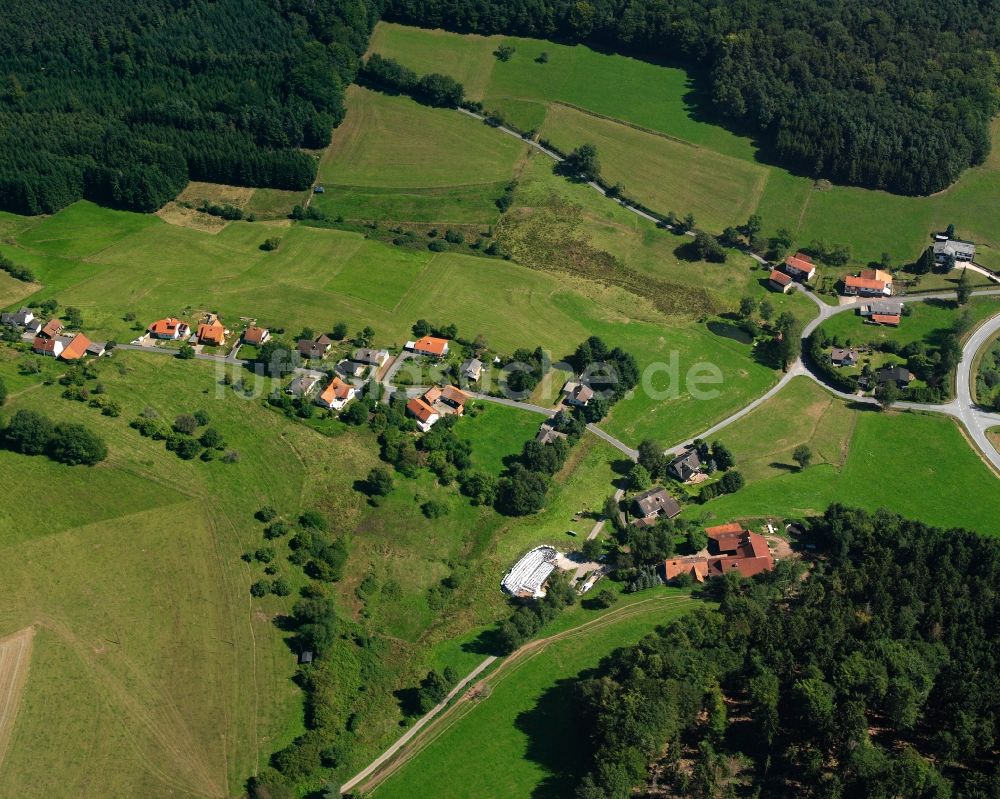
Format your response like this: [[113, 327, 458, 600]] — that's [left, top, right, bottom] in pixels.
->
[[372, 591, 695, 799], [371, 22, 1000, 266], [314, 85, 526, 225], [817, 296, 1000, 350], [691, 377, 1000, 535]]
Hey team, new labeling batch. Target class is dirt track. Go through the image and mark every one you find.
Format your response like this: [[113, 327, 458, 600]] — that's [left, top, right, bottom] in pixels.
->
[[0, 627, 35, 771]]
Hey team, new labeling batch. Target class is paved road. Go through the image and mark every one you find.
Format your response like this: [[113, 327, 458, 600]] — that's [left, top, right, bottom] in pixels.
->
[[663, 289, 1000, 473], [469, 392, 557, 417], [340, 655, 498, 794], [586, 422, 638, 460]]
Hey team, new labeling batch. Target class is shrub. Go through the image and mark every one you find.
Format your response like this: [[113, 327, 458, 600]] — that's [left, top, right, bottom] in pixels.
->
[[256, 506, 278, 523], [48, 423, 108, 465], [260, 237, 281, 251], [421, 499, 449, 518], [3, 409, 53, 455], [250, 580, 271, 597]]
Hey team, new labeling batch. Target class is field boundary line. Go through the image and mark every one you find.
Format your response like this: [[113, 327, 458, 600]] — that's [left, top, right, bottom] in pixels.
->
[[347, 594, 694, 795], [546, 101, 700, 149]]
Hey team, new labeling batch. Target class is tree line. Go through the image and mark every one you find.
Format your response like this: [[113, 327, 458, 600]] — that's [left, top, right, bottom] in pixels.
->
[[384, 0, 999, 195], [0, 0, 381, 214]]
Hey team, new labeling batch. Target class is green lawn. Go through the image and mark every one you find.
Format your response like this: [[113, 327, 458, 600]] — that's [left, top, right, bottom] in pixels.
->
[[456, 402, 541, 474], [372, 22, 1000, 266], [691, 377, 1000, 535], [372, 590, 695, 799]]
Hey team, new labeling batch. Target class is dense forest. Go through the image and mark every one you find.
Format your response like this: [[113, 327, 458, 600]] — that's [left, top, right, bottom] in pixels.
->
[[570, 505, 999, 798], [384, 0, 1000, 195], [0, 0, 381, 214]]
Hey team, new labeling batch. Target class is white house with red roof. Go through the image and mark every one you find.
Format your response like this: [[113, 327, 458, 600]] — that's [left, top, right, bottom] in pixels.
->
[[405, 336, 449, 358], [315, 376, 356, 411], [783, 252, 816, 281], [148, 317, 190, 340]]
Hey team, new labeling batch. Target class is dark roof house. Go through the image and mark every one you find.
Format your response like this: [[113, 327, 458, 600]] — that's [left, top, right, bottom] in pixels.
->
[[667, 448, 702, 482], [631, 486, 681, 524], [877, 365, 913, 387]]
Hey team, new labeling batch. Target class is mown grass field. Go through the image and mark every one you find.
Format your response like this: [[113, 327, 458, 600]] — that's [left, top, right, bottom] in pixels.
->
[[371, 23, 1000, 266], [313, 86, 525, 225], [539, 103, 768, 232], [690, 377, 1000, 535], [0, 353, 356, 796], [372, 590, 695, 799]]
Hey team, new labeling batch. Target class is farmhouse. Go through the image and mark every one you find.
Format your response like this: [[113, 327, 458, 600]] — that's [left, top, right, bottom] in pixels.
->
[[242, 325, 269, 346], [933, 238, 975, 265], [196, 314, 227, 346], [148, 317, 190, 340], [406, 396, 440, 432], [440, 384, 470, 412], [562, 381, 594, 407], [59, 332, 92, 361], [316, 376, 356, 411], [287, 374, 321, 397], [536, 421, 567, 445], [859, 299, 904, 318], [1, 307, 34, 328], [86, 341, 107, 358], [844, 269, 893, 297], [663, 525, 774, 582], [783, 252, 816, 281], [667, 447, 702, 482], [38, 319, 63, 339], [33, 335, 65, 357], [831, 347, 859, 367], [297, 335, 332, 360], [768, 269, 793, 293], [877, 365, 913, 387], [352, 348, 390, 367], [631, 486, 681, 526], [501, 546, 558, 599], [460, 358, 484, 382], [24, 319, 41, 335], [406, 336, 449, 358]]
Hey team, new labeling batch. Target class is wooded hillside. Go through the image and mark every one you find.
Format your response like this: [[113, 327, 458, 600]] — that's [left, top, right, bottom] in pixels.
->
[[570, 505, 1000, 798], [384, 0, 1000, 195], [0, 0, 381, 214]]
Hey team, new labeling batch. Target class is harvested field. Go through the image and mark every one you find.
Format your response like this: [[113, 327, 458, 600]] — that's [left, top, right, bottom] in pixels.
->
[[0, 627, 34, 770]]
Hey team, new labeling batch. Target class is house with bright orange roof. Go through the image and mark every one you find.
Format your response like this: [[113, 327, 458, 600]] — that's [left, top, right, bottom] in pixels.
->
[[242, 325, 269, 346], [406, 396, 440, 432], [844, 268, 893, 297], [664, 524, 774, 583], [196, 314, 227, 346], [315, 376, 356, 411], [148, 317, 190, 340], [60, 332, 92, 361], [406, 335, 449, 358], [783, 252, 816, 281]]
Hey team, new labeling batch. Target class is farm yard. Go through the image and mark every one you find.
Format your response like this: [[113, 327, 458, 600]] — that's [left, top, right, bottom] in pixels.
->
[[368, 22, 1000, 268]]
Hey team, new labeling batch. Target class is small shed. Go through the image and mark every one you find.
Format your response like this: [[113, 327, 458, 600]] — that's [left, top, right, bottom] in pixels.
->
[[299, 650, 314, 665]]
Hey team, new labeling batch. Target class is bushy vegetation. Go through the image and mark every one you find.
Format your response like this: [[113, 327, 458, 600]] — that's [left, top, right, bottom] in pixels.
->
[[493, 571, 577, 654], [358, 53, 465, 107], [0, 0, 380, 214], [384, 0, 998, 195], [2, 408, 107, 465], [975, 336, 1000, 411], [570, 505, 1000, 799], [0, 253, 34, 282]]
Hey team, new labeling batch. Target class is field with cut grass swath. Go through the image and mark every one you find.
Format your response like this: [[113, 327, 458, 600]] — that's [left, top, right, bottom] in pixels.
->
[[372, 590, 695, 799]]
